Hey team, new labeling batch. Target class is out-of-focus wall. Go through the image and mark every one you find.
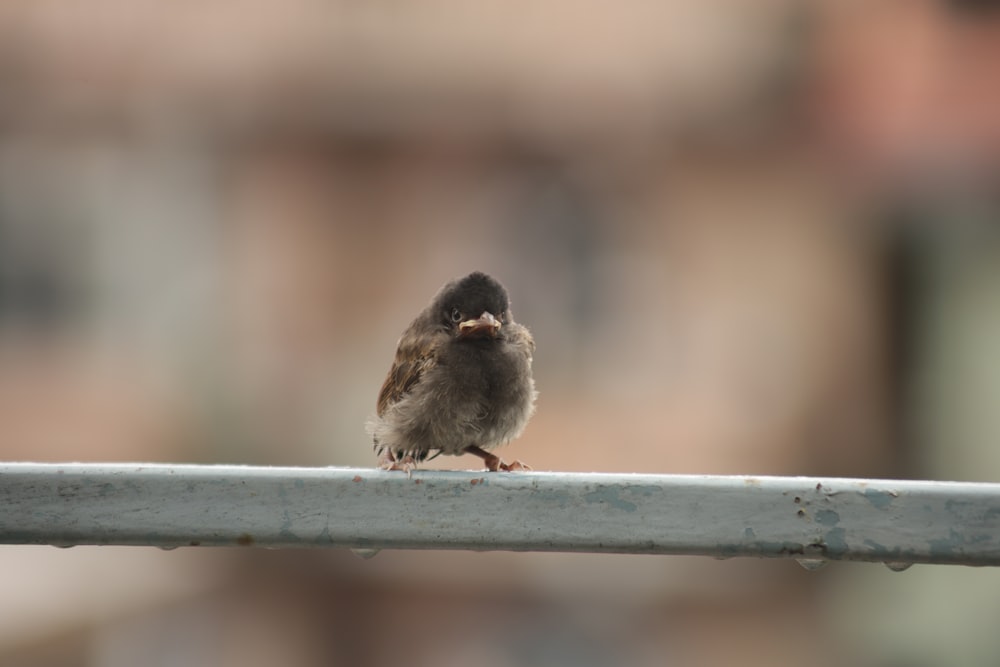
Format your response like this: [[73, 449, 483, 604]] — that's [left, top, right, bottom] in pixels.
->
[[1, 1, 1000, 666]]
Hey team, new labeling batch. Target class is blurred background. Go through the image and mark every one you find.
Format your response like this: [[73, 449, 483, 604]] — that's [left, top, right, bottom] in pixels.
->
[[2, 0, 1000, 665]]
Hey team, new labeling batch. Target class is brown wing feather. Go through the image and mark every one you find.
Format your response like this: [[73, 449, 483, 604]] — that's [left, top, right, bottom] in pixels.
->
[[376, 330, 444, 416]]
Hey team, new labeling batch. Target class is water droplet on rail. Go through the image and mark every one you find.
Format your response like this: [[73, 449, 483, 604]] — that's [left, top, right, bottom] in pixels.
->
[[158, 546, 179, 551], [52, 543, 76, 549], [884, 561, 913, 572], [351, 548, 381, 560], [796, 558, 829, 571]]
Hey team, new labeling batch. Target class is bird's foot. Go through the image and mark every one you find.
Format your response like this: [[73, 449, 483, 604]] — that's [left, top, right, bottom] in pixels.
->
[[464, 445, 531, 472], [496, 459, 531, 472], [377, 451, 417, 477]]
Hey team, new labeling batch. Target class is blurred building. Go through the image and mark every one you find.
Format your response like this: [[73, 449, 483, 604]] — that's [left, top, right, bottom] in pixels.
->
[[1, 1, 1000, 666]]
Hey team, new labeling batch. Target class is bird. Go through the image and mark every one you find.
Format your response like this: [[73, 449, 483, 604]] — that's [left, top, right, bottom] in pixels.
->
[[368, 271, 537, 473]]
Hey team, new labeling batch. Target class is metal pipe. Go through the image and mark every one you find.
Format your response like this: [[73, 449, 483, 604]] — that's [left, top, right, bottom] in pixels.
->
[[3, 464, 998, 566]]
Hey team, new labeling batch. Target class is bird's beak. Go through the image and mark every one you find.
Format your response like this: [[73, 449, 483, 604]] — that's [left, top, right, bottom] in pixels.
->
[[458, 311, 501, 339]]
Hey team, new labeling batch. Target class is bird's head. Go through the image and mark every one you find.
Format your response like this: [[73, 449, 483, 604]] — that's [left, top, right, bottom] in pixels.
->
[[434, 272, 511, 341]]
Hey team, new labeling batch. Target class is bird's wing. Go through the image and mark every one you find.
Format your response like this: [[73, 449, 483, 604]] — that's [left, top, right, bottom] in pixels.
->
[[376, 330, 444, 416]]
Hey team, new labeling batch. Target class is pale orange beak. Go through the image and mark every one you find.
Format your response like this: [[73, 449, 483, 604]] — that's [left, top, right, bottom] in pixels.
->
[[457, 311, 501, 339]]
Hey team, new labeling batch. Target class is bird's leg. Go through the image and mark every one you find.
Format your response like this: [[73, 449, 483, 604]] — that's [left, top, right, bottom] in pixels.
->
[[464, 445, 531, 472], [377, 449, 417, 477]]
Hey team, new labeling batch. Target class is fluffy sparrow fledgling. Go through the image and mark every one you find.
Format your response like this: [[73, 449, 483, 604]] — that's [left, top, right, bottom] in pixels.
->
[[368, 272, 536, 472]]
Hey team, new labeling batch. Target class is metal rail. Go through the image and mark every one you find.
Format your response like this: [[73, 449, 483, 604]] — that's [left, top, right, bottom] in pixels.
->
[[2, 463, 999, 566]]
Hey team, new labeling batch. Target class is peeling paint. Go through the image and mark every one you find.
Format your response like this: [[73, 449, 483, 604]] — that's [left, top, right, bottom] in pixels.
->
[[584, 485, 637, 512], [928, 529, 963, 557], [863, 537, 888, 552], [531, 488, 573, 508], [815, 509, 840, 526], [316, 524, 333, 544], [826, 528, 848, 553], [753, 540, 807, 556], [863, 488, 896, 510]]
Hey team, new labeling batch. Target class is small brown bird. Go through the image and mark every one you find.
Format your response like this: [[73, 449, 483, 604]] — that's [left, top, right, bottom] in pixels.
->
[[368, 272, 537, 473]]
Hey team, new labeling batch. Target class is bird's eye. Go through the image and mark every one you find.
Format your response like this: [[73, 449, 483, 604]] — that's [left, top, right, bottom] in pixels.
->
[[450, 308, 463, 323]]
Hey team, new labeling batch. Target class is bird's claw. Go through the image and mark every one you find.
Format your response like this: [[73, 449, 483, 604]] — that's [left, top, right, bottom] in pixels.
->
[[498, 459, 531, 472], [378, 451, 417, 477], [484, 455, 531, 472], [464, 445, 530, 472]]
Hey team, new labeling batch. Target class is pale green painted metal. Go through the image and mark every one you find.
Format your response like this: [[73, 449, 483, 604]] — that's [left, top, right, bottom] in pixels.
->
[[2, 463, 999, 566]]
